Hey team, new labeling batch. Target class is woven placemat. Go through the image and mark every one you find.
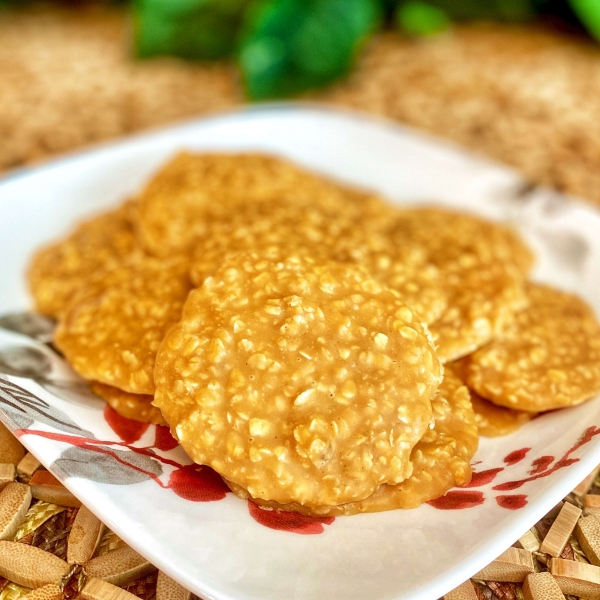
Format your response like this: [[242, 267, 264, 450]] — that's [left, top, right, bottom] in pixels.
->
[[1, 5, 600, 208]]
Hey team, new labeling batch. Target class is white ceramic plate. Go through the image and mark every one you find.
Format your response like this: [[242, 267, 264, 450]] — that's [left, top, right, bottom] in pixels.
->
[[1, 105, 600, 600]]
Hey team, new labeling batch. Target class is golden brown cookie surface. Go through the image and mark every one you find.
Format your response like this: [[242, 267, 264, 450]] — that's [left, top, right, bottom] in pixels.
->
[[389, 207, 534, 275], [28, 205, 138, 318], [154, 249, 441, 507], [55, 257, 191, 395], [388, 207, 531, 361], [469, 392, 534, 438], [465, 283, 600, 412], [227, 366, 478, 514], [190, 199, 447, 324], [452, 358, 534, 437], [428, 262, 527, 362], [91, 382, 166, 426], [136, 152, 373, 258]]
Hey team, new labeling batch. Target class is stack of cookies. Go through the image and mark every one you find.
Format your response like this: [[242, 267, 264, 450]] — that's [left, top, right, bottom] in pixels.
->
[[27, 153, 600, 515]]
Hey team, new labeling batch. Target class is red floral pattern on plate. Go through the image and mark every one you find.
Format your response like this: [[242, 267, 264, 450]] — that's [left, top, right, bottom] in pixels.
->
[[104, 405, 149, 444], [248, 501, 335, 534], [496, 495, 528, 510], [169, 465, 230, 502], [155, 426, 179, 451], [504, 448, 531, 465], [428, 426, 600, 511], [428, 490, 485, 510]]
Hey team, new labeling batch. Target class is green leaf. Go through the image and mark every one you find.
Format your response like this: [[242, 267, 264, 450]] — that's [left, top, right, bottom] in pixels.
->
[[134, 0, 251, 60], [569, 0, 600, 41], [238, 0, 382, 100], [396, 1, 451, 36], [394, 0, 535, 21]]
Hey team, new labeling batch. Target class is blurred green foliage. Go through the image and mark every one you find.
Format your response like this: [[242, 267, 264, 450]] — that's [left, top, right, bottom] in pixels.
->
[[396, 1, 451, 36], [396, 0, 535, 23], [570, 0, 600, 40], [129, 0, 600, 99], [3, 0, 600, 98], [135, 0, 251, 59], [238, 0, 381, 99]]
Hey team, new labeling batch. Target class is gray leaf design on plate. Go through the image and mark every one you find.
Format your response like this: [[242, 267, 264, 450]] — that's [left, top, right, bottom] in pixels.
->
[[0, 313, 56, 344], [0, 378, 94, 437], [53, 445, 163, 485], [0, 402, 33, 430], [0, 346, 53, 379], [0, 345, 103, 411]]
